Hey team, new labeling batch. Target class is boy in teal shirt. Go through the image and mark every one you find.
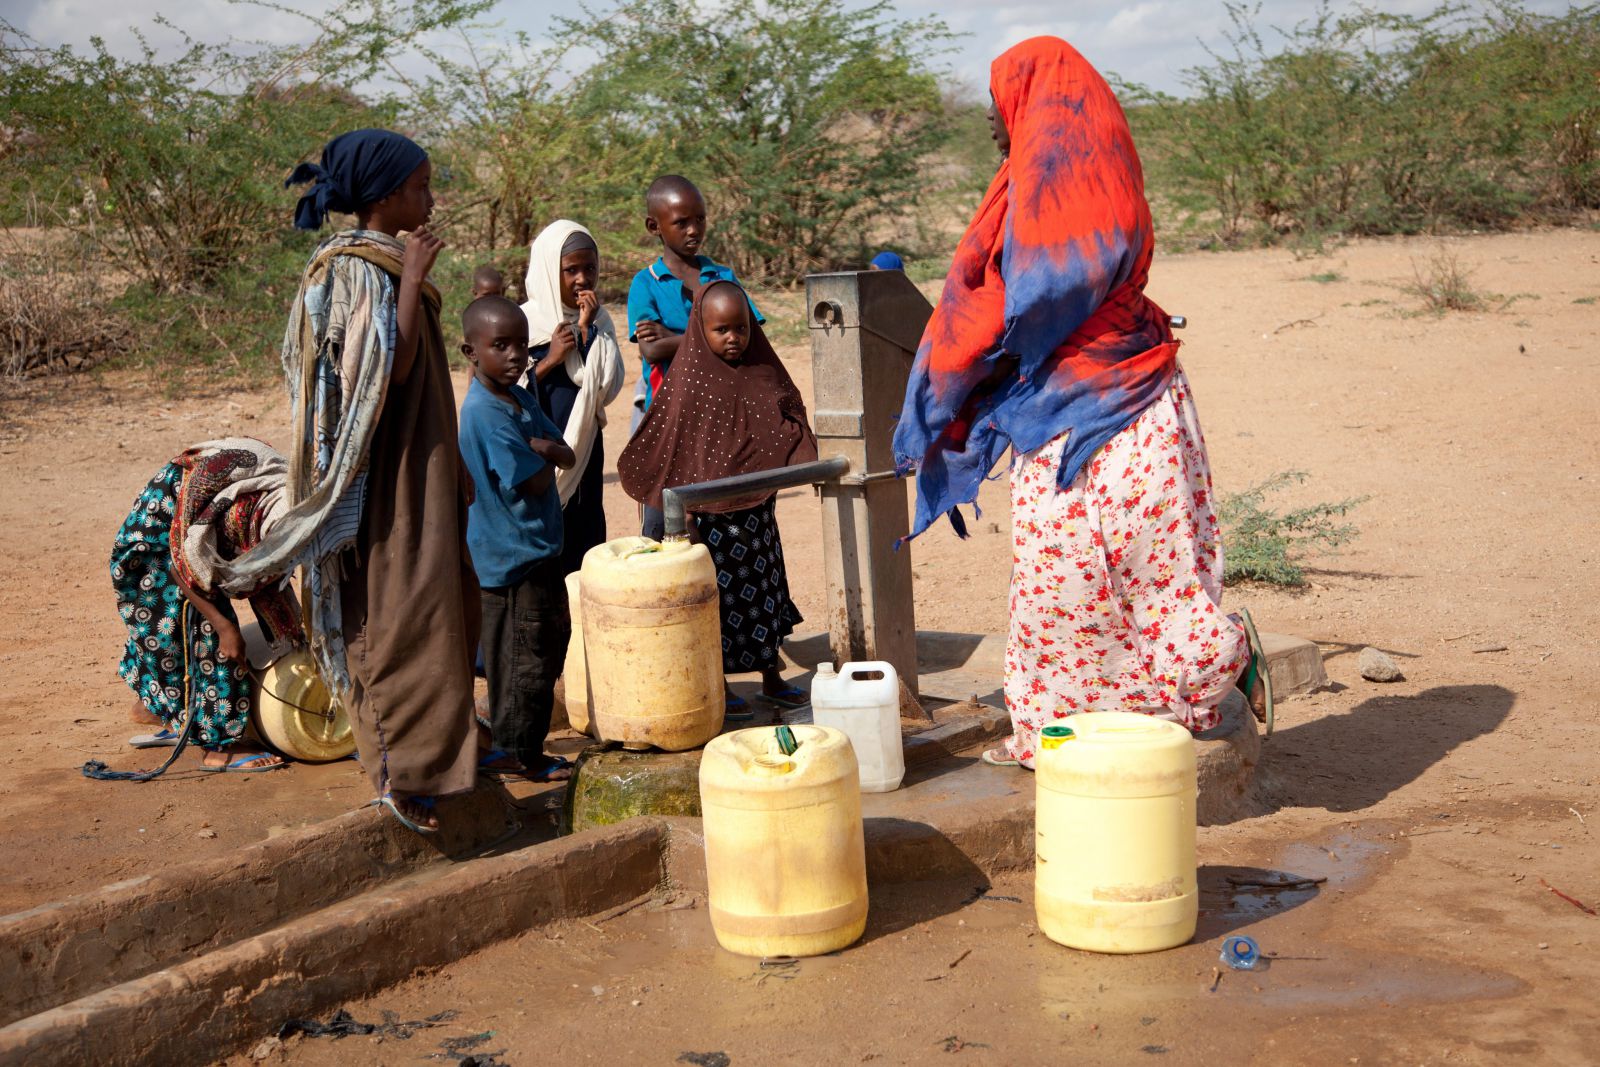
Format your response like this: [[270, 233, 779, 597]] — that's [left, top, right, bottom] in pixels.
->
[[626, 174, 764, 538]]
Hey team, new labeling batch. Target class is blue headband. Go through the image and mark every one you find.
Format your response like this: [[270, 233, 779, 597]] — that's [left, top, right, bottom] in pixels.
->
[[285, 128, 427, 231], [871, 251, 905, 271]]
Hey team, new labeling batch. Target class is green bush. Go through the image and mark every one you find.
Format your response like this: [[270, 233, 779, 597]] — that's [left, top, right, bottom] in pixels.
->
[[555, 0, 957, 281], [1219, 470, 1365, 586], [1120, 1, 1600, 247]]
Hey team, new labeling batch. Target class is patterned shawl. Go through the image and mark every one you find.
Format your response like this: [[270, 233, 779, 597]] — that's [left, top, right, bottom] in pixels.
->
[[892, 36, 1178, 539], [208, 229, 425, 696], [169, 437, 289, 596], [519, 219, 626, 506], [618, 281, 817, 515], [169, 437, 305, 647]]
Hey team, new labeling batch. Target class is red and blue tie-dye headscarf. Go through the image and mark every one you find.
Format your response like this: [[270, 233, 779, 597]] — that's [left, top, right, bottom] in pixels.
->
[[893, 36, 1178, 539]]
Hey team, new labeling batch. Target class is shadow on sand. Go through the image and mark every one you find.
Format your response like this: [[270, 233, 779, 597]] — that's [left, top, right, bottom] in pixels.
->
[[1260, 684, 1515, 813]]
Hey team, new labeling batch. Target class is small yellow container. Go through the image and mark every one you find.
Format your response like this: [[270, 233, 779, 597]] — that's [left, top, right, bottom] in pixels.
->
[[561, 570, 591, 736], [699, 725, 868, 958], [252, 649, 354, 763], [1035, 711, 1196, 954], [581, 537, 724, 752]]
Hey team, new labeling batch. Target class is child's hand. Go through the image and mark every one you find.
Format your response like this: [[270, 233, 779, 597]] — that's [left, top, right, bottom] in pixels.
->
[[527, 434, 578, 470], [217, 623, 248, 666], [635, 320, 664, 343], [402, 225, 443, 283], [575, 290, 599, 332], [549, 321, 577, 364]]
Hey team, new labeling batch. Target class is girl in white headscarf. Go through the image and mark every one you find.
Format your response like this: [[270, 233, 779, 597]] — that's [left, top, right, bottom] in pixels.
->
[[520, 220, 627, 574]]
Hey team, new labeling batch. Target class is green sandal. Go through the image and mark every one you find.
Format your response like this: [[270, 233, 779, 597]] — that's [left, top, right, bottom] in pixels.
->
[[1237, 607, 1275, 738]]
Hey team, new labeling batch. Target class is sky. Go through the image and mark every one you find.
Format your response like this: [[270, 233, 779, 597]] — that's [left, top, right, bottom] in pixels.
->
[[1, 0, 1581, 96]]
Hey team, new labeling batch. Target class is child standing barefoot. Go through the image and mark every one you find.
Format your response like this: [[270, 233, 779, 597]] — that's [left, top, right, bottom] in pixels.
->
[[618, 281, 816, 719], [276, 128, 480, 833]]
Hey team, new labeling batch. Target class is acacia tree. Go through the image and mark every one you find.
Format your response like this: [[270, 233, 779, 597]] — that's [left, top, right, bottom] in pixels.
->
[[559, 0, 957, 280]]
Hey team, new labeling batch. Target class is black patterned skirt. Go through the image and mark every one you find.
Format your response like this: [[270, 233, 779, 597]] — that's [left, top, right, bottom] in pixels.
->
[[693, 498, 802, 674]]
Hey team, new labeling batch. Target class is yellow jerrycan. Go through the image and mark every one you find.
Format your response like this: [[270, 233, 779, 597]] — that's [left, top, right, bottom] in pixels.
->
[[561, 570, 591, 736], [252, 649, 354, 763], [1035, 711, 1197, 953], [699, 725, 868, 958], [580, 537, 723, 751]]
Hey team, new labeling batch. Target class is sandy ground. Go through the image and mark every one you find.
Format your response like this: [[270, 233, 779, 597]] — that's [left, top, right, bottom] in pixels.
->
[[4, 229, 1599, 1060]]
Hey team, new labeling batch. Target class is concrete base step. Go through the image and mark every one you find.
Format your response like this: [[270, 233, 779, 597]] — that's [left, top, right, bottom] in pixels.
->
[[0, 821, 664, 1067], [0, 787, 526, 1031]]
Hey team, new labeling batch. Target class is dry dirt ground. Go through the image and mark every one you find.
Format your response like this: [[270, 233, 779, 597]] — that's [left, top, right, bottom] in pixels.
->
[[4, 229, 1599, 1062]]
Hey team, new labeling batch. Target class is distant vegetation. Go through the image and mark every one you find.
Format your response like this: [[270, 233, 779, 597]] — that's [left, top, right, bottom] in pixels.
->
[[1120, 2, 1600, 248], [0, 0, 1596, 382]]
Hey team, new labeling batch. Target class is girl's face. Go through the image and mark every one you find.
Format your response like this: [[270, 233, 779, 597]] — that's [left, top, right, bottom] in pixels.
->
[[559, 248, 599, 308], [381, 159, 435, 231], [987, 91, 1011, 157], [702, 295, 751, 363]]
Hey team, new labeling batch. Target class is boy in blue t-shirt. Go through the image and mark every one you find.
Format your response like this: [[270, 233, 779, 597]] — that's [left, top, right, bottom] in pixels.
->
[[626, 175, 763, 538], [458, 296, 577, 782]]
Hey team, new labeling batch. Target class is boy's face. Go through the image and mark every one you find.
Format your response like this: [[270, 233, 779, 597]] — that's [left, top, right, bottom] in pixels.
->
[[379, 159, 435, 232], [472, 275, 504, 300], [701, 291, 751, 363], [462, 307, 530, 390], [559, 249, 598, 308], [645, 190, 707, 259]]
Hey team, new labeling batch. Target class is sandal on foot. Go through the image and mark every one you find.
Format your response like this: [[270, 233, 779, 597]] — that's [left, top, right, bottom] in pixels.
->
[[477, 748, 526, 782], [756, 685, 810, 711], [725, 693, 755, 723], [1237, 607, 1276, 738], [373, 793, 438, 835], [980, 747, 1022, 767], [128, 728, 182, 749], [200, 749, 287, 773], [525, 755, 574, 783]]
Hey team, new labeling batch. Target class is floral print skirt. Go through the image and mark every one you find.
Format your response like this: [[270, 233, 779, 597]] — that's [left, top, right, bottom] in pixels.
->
[[112, 462, 254, 749], [1001, 368, 1248, 768]]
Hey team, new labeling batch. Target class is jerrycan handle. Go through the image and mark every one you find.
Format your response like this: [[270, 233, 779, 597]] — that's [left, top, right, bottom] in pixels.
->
[[839, 660, 894, 682]]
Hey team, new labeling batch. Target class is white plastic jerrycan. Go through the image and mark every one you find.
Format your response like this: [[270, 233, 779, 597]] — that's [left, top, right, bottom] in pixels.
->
[[810, 661, 905, 793]]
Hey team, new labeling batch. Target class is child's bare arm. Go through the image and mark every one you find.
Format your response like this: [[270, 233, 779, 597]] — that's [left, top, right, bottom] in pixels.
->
[[517, 466, 556, 497], [634, 321, 682, 365], [169, 565, 247, 664], [528, 435, 577, 470], [392, 226, 443, 386]]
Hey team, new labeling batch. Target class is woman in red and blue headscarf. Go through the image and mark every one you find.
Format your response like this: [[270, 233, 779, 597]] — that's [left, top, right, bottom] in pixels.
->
[[893, 37, 1272, 769]]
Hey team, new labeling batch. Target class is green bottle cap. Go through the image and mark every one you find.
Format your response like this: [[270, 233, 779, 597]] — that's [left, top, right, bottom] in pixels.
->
[[775, 725, 798, 756]]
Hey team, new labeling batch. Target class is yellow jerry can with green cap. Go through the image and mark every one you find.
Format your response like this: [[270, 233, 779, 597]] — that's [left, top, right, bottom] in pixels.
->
[[1035, 711, 1197, 953], [699, 724, 868, 958], [581, 537, 723, 752]]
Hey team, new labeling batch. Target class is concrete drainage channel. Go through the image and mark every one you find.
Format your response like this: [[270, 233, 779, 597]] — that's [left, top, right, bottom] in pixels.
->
[[0, 638, 1316, 1065], [0, 793, 1030, 1066]]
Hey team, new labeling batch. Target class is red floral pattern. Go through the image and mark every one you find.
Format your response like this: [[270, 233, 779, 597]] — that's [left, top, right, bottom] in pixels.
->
[[1001, 368, 1247, 768]]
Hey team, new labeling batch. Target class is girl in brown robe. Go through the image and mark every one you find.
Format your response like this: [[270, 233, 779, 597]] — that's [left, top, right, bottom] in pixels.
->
[[618, 281, 817, 719]]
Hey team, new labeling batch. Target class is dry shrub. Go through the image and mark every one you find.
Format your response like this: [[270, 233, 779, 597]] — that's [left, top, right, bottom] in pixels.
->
[[1406, 246, 1488, 313], [0, 235, 126, 379]]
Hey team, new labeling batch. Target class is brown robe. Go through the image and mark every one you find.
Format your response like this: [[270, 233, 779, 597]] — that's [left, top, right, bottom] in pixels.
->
[[335, 247, 479, 798]]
